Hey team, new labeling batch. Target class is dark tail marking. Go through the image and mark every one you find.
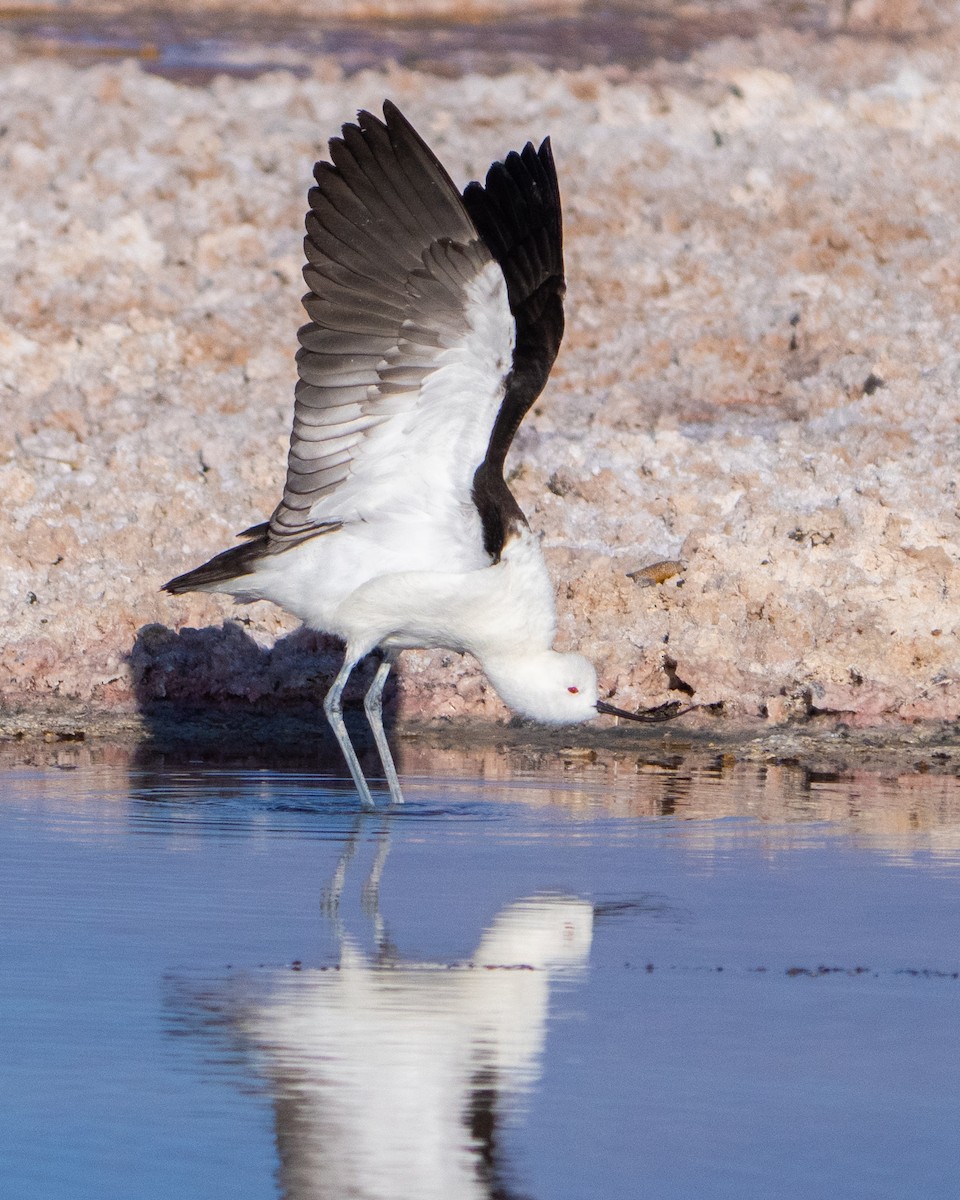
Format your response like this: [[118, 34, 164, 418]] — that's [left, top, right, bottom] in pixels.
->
[[162, 525, 271, 594]]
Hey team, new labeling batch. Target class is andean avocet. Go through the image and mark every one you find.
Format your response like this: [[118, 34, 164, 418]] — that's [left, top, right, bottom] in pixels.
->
[[165, 101, 685, 806]]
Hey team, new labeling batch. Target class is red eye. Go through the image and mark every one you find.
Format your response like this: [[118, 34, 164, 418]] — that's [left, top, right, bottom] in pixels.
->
[[568, 686, 580, 694]]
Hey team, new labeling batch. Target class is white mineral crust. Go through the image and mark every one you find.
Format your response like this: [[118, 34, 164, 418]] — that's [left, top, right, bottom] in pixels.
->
[[3, 10, 960, 727]]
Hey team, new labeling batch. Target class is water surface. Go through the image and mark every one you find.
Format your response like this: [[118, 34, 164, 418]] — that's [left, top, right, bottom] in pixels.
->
[[1, 3, 831, 81], [2, 750, 959, 1198]]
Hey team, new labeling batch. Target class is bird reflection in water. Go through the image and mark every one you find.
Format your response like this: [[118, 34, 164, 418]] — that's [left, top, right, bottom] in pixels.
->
[[224, 829, 593, 1199]]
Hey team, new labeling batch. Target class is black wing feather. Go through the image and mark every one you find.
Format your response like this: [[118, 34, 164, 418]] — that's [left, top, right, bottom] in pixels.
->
[[462, 137, 565, 559]]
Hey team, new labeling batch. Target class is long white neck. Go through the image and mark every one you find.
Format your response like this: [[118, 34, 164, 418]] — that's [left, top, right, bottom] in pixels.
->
[[465, 529, 557, 660]]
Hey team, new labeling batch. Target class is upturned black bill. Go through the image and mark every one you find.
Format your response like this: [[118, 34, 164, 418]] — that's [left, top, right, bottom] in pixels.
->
[[596, 699, 689, 724]]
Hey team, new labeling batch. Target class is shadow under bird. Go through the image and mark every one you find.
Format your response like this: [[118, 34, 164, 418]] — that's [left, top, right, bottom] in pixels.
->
[[165, 100, 684, 806]]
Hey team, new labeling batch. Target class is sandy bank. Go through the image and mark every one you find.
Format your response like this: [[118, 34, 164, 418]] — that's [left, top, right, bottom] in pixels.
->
[[3, 12, 960, 734]]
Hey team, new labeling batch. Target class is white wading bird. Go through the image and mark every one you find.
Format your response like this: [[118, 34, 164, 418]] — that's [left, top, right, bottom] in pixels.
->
[[165, 101, 684, 806]]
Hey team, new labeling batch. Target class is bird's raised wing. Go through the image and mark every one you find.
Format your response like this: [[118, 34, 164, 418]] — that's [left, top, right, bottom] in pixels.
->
[[462, 137, 565, 557], [267, 101, 564, 564], [267, 102, 505, 553]]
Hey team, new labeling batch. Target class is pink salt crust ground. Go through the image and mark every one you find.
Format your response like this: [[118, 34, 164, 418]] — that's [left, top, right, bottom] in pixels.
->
[[3, 9, 960, 733]]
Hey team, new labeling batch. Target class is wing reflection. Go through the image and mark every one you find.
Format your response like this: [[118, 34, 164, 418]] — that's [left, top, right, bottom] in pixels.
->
[[238, 895, 593, 1200]]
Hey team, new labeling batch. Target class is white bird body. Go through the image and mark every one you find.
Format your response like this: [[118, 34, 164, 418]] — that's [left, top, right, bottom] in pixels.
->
[[165, 101, 682, 806], [231, 524, 554, 661]]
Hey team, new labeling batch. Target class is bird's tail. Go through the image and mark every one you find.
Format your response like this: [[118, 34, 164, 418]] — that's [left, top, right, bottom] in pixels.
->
[[162, 523, 269, 594]]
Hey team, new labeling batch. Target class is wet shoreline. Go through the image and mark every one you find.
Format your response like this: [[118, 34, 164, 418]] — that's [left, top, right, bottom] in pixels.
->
[[4, 702, 960, 780]]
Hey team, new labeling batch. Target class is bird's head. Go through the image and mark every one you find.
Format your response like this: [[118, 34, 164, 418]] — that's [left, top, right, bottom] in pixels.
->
[[483, 651, 603, 725], [483, 650, 689, 727]]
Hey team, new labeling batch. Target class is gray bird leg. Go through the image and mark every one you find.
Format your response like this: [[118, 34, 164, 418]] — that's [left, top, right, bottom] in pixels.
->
[[363, 651, 404, 805], [323, 656, 376, 809]]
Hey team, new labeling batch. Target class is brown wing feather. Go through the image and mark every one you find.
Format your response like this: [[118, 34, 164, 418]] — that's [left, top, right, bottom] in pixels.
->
[[270, 101, 489, 548], [164, 105, 556, 596]]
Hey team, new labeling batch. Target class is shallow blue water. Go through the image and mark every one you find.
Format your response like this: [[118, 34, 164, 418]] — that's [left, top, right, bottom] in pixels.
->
[[2, 759, 959, 1199]]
